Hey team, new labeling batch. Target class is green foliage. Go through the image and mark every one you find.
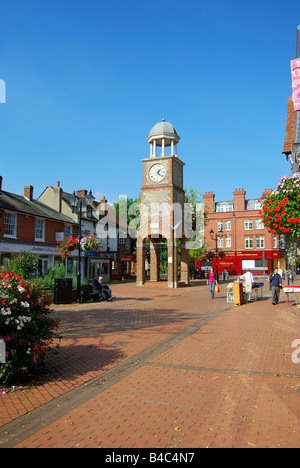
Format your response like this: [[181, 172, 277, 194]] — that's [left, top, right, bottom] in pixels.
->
[[9, 251, 38, 278], [260, 174, 300, 237], [36, 263, 66, 290]]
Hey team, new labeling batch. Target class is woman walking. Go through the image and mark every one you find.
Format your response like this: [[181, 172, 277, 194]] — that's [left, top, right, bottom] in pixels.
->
[[207, 267, 218, 299]]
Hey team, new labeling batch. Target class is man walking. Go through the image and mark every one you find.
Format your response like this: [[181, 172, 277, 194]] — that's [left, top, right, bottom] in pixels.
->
[[269, 268, 283, 305]]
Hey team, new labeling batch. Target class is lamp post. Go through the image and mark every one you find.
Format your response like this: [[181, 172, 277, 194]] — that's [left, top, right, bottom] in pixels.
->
[[210, 227, 223, 282], [69, 190, 94, 303]]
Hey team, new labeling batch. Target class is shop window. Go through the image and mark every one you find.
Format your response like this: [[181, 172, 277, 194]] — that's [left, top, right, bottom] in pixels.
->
[[4, 212, 16, 237], [124, 262, 130, 274], [38, 257, 48, 276]]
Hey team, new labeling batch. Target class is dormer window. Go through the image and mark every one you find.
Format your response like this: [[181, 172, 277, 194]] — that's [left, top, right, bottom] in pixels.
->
[[216, 202, 234, 212]]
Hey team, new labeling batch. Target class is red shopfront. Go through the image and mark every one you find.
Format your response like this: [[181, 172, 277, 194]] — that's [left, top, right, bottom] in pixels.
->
[[215, 250, 280, 276], [196, 250, 280, 276], [111, 254, 135, 281]]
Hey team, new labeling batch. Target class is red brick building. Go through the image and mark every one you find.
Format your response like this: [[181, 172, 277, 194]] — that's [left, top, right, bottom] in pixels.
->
[[0, 177, 77, 275], [201, 188, 283, 277]]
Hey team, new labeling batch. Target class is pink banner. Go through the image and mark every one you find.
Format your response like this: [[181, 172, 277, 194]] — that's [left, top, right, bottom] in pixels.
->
[[291, 58, 300, 111]]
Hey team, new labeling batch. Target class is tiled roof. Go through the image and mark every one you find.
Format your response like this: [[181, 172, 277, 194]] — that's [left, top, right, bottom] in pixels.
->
[[0, 190, 76, 224]]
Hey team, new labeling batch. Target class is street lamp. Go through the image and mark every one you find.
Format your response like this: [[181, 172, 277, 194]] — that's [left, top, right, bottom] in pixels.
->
[[210, 227, 223, 282], [69, 190, 94, 302]]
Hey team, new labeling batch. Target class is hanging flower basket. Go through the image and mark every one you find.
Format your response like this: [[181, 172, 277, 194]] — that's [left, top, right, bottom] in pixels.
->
[[80, 236, 101, 253], [57, 237, 79, 260], [206, 251, 215, 260]]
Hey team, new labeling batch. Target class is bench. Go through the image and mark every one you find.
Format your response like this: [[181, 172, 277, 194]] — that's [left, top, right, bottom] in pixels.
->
[[80, 285, 100, 303]]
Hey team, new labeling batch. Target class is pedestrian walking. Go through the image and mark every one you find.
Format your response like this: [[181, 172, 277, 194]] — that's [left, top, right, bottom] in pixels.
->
[[269, 267, 283, 305], [207, 267, 218, 299]]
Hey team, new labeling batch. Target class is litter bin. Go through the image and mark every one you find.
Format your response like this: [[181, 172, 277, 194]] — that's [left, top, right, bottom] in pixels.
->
[[54, 278, 72, 304]]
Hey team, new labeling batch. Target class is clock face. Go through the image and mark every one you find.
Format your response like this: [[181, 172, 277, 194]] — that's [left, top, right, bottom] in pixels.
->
[[149, 164, 166, 182]]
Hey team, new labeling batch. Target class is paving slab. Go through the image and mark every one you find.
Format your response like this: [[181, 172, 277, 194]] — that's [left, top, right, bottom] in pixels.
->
[[1, 279, 300, 448]]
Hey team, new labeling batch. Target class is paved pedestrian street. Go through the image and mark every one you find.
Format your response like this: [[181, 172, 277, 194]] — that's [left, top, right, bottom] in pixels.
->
[[1, 279, 300, 449]]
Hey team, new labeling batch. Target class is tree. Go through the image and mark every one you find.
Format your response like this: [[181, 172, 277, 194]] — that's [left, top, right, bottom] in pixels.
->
[[184, 187, 209, 260], [260, 174, 300, 269]]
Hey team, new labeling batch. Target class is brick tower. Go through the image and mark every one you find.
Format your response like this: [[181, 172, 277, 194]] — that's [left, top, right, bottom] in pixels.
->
[[136, 119, 189, 288]]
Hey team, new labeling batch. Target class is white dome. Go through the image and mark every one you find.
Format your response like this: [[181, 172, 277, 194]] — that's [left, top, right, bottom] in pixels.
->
[[147, 119, 180, 148], [148, 119, 179, 138]]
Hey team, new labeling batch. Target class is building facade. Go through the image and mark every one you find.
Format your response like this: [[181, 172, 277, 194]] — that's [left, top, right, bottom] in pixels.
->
[[0, 177, 77, 275], [202, 188, 283, 277], [38, 182, 133, 283]]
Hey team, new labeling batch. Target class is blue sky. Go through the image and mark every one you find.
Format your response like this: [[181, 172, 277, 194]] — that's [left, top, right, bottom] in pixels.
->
[[0, 0, 299, 205]]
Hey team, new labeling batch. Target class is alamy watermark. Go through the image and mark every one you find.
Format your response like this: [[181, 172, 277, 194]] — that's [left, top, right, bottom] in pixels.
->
[[0, 79, 6, 103], [95, 197, 205, 249], [0, 339, 6, 364], [292, 339, 300, 364]]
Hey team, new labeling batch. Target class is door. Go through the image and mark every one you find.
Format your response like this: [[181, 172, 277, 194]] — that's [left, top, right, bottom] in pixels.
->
[[88, 260, 110, 283]]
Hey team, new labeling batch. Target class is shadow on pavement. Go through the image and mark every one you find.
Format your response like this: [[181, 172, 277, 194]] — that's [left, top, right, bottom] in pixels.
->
[[44, 344, 125, 384], [54, 306, 202, 336]]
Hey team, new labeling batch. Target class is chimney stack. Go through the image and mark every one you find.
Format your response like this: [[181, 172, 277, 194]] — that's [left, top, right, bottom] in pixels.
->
[[233, 188, 246, 211], [0, 176, 2, 191], [24, 185, 34, 201], [100, 195, 107, 215], [54, 181, 62, 212]]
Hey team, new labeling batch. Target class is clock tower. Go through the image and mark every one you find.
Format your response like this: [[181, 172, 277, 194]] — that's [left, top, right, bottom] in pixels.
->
[[136, 119, 189, 288]]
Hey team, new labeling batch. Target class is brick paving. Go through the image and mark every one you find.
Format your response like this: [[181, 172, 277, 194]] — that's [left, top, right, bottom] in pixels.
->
[[0, 279, 300, 448]]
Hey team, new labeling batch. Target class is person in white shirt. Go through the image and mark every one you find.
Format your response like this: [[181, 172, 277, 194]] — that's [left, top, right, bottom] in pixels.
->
[[240, 270, 254, 301]]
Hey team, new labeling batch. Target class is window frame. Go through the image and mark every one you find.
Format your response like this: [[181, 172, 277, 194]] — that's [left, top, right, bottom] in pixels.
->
[[245, 236, 253, 249], [35, 218, 45, 242], [4, 211, 17, 238], [244, 219, 253, 230], [256, 236, 265, 249]]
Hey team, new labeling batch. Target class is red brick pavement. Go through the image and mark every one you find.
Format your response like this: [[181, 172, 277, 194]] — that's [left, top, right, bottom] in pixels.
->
[[1, 279, 300, 448]]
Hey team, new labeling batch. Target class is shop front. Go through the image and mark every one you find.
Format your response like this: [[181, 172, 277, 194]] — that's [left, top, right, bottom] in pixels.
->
[[0, 240, 61, 275], [111, 254, 135, 282], [217, 250, 280, 276]]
